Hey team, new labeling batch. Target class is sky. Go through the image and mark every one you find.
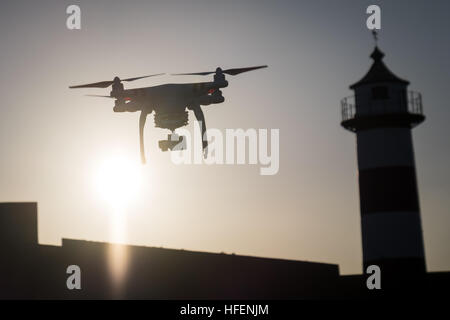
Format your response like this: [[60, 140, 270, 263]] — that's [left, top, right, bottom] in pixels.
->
[[0, 0, 449, 275]]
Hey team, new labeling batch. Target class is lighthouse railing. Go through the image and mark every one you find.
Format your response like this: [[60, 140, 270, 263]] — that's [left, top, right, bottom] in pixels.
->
[[341, 95, 356, 121], [340, 91, 423, 122], [407, 91, 423, 115]]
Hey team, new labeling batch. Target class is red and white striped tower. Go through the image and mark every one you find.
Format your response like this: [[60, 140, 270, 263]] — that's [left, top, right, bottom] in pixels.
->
[[341, 46, 426, 284]]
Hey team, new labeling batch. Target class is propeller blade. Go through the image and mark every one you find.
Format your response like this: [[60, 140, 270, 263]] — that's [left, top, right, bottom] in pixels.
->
[[70, 81, 114, 89], [85, 94, 115, 98], [172, 65, 267, 76], [172, 71, 215, 76], [122, 73, 165, 82], [222, 65, 267, 76], [69, 73, 164, 89]]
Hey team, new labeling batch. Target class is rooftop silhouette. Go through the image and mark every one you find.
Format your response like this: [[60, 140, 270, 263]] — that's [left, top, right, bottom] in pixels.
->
[[0, 202, 339, 299], [1, 202, 449, 299]]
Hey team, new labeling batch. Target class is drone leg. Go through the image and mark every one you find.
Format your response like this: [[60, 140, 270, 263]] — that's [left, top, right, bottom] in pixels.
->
[[192, 105, 208, 158], [139, 111, 148, 164]]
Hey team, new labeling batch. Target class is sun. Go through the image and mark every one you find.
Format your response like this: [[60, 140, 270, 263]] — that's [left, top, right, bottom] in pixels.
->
[[93, 155, 143, 210]]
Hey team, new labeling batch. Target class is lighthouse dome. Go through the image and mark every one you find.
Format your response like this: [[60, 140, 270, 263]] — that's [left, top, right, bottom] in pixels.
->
[[350, 46, 409, 90]]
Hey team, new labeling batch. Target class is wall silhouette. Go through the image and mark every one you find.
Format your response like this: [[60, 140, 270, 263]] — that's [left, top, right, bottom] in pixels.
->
[[0, 203, 339, 299], [1, 202, 449, 299]]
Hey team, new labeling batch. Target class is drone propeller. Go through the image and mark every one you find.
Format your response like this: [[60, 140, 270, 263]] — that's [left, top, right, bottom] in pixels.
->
[[85, 94, 115, 98], [69, 73, 165, 89], [172, 65, 267, 76]]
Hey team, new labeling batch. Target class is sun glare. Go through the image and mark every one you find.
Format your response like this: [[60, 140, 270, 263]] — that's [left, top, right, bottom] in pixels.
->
[[94, 155, 143, 210], [92, 155, 143, 295]]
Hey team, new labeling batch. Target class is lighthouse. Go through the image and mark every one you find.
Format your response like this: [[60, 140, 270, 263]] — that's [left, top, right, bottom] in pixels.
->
[[341, 46, 426, 284]]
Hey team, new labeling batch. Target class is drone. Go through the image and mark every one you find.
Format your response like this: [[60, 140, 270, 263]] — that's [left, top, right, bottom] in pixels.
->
[[69, 65, 267, 164]]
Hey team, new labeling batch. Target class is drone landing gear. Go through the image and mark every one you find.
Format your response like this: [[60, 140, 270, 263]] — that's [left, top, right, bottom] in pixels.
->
[[139, 111, 149, 164], [159, 133, 186, 152]]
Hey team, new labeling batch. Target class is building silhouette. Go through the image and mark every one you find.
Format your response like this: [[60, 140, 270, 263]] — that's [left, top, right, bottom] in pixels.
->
[[1, 202, 341, 299], [1, 201, 449, 299]]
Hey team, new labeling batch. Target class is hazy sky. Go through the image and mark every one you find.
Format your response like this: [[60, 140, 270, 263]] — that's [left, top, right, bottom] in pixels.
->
[[1, 0, 449, 274]]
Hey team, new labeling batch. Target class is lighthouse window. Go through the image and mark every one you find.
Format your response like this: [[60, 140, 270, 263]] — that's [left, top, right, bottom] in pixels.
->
[[372, 86, 389, 100]]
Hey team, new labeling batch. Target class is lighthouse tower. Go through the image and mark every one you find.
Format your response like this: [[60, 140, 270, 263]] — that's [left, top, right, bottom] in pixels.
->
[[341, 46, 426, 283]]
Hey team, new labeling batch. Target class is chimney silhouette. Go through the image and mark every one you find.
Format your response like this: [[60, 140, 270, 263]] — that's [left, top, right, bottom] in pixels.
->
[[341, 46, 426, 281]]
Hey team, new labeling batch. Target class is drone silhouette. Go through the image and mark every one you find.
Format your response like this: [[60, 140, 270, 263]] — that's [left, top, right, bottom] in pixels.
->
[[69, 65, 267, 164]]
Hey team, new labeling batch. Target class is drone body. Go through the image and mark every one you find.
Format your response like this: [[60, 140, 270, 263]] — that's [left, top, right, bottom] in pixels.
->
[[69, 66, 267, 163]]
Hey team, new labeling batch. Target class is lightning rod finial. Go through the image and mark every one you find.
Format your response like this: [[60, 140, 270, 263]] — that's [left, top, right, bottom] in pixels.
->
[[372, 29, 379, 46]]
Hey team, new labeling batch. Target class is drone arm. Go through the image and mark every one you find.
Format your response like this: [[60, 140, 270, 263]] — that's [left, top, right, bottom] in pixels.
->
[[192, 105, 208, 158], [139, 111, 148, 164]]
